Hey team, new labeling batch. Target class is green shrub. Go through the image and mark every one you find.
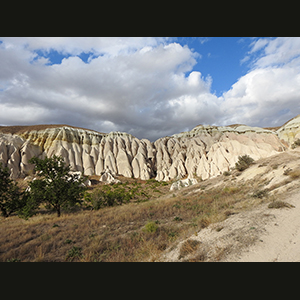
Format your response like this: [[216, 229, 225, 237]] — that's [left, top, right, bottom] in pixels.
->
[[66, 246, 82, 261], [251, 189, 268, 199], [6, 258, 21, 262], [64, 239, 75, 244], [89, 188, 132, 210], [268, 201, 295, 209], [223, 171, 231, 176], [143, 221, 158, 233], [235, 155, 254, 171]]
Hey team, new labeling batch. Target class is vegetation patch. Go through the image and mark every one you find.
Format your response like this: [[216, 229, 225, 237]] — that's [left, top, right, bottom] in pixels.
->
[[251, 189, 268, 199], [179, 239, 201, 259], [1, 152, 294, 262], [66, 246, 83, 261], [143, 221, 159, 233], [86, 187, 132, 209], [235, 155, 254, 171], [268, 200, 295, 209]]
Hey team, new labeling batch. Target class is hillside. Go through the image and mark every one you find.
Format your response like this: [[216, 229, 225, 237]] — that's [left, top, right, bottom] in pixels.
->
[[1, 115, 300, 261], [1, 115, 300, 182], [161, 148, 300, 261], [2, 147, 300, 262]]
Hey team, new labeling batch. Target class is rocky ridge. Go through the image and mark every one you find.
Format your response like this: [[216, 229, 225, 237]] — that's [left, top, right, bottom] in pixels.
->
[[1, 115, 300, 181]]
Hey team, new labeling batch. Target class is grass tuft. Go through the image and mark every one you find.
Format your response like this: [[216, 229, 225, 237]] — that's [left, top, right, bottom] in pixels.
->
[[179, 239, 201, 259], [268, 200, 295, 209]]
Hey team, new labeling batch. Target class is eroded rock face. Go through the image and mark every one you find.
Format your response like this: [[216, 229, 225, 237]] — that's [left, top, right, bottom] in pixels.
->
[[0, 120, 291, 181], [277, 114, 300, 146], [153, 125, 286, 181], [170, 178, 198, 191], [99, 170, 121, 184]]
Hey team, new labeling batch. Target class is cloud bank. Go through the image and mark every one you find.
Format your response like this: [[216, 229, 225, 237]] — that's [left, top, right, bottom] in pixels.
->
[[220, 37, 300, 127], [1, 37, 300, 141]]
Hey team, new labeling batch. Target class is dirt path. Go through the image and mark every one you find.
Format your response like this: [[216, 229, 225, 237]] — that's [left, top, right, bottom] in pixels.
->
[[161, 185, 300, 262], [223, 188, 300, 262]]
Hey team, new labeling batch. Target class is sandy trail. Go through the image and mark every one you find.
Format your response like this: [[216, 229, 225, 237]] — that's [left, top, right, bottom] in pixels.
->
[[224, 188, 300, 262], [161, 185, 300, 262]]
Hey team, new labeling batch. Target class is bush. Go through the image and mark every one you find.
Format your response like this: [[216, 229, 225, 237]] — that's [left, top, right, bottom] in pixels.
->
[[235, 155, 254, 171], [251, 189, 268, 199], [88, 188, 132, 210], [268, 201, 295, 209], [0, 163, 27, 218], [143, 221, 158, 233], [223, 171, 231, 176]]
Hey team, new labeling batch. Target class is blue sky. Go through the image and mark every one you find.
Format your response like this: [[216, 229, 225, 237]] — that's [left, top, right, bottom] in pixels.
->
[[0, 37, 300, 140], [33, 37, 252, 96], [34, 49, 99, 65], [176, 37, 252, 96]]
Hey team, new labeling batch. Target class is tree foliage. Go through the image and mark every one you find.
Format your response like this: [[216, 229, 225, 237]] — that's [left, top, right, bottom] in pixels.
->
[[28, 155, 87, 217], [0, 163, 25, 217]]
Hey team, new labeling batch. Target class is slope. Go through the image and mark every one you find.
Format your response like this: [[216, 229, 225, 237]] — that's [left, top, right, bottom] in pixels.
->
[[160, 148, 300, 262]]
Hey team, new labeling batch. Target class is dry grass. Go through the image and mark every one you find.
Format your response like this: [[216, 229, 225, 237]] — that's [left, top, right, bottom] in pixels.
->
[[179, 239, 201, 259], [8, 150, 296, 263], [0, 173, 267, 262], [268, 200, 295, 209]]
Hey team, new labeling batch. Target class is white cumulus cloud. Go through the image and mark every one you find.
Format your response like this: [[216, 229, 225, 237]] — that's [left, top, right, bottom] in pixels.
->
[[0, 37, 217, 141], [221, 37, 300, 127], [1, 37, 300, 141]]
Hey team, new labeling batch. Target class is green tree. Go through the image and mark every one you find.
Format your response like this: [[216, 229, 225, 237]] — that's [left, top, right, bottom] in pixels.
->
[[28, 155, 87, 217], [0, 163, 23, 217]]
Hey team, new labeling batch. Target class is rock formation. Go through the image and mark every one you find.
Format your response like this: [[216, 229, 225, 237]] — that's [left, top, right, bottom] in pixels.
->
[[1, 115, 299, 181], [170, 178, 198, 191], [277, 114, 300, 145], [99, 169, 121, 184]]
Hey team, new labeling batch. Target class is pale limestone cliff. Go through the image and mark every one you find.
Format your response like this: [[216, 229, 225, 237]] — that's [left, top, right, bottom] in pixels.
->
[[277, 114, 300, 145], [0, 126, 155, 180], [0, 118, 295, 181], [153, 125, 285, 181]]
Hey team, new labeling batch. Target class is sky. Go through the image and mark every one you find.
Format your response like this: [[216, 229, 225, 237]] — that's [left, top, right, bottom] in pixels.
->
[[1, 37, 300, 141]]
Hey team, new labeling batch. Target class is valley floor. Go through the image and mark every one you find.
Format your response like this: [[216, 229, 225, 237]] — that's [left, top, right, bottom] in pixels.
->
[[2, 149, 300, 262]]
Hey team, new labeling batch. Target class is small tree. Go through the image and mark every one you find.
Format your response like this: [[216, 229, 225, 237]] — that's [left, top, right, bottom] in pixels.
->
[[28, 155, 87, 217], [0, 163, 24, 217], [235, 155, 254, 171]]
